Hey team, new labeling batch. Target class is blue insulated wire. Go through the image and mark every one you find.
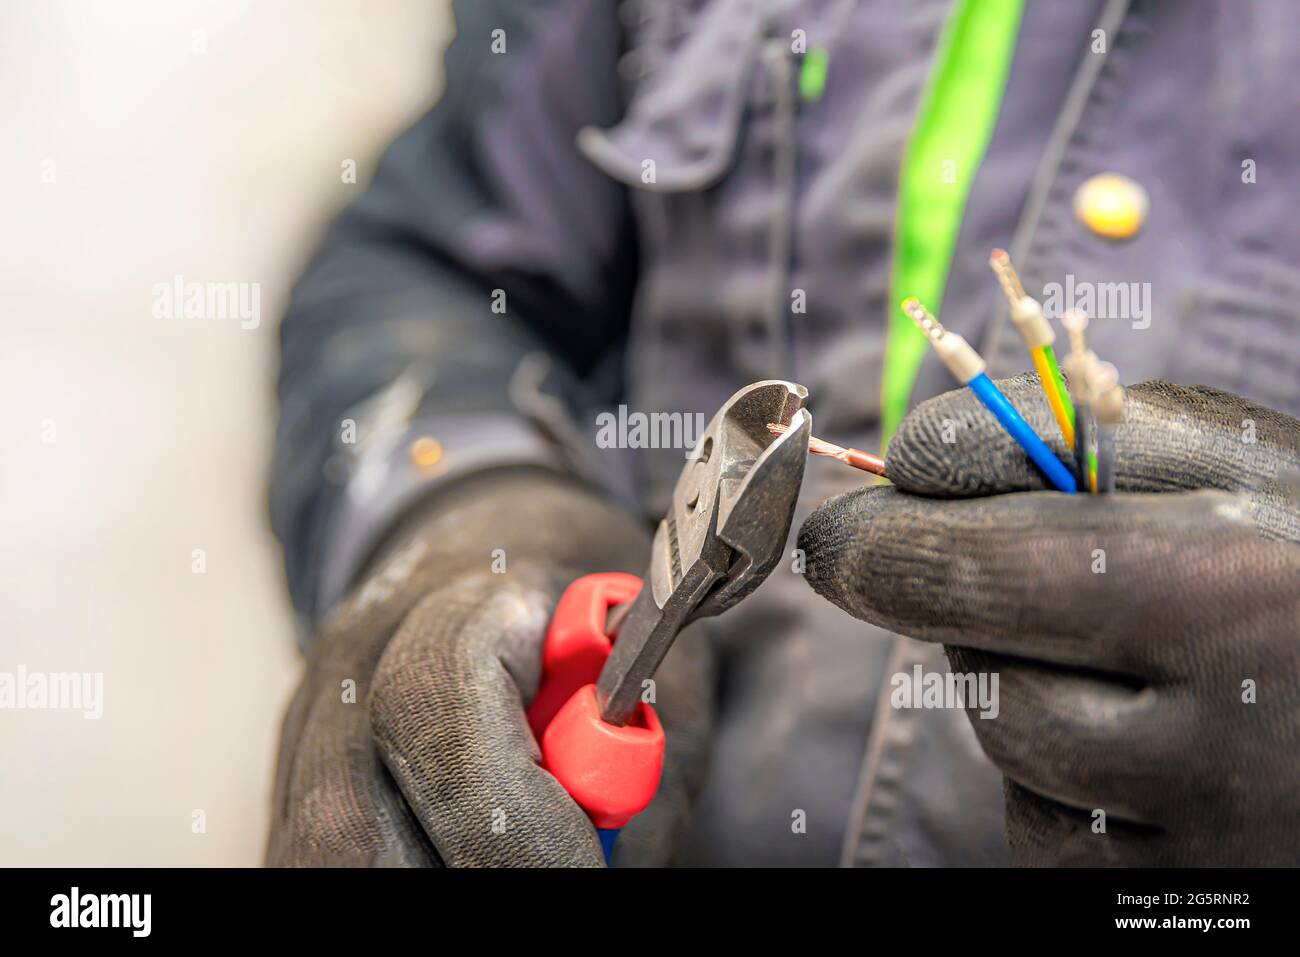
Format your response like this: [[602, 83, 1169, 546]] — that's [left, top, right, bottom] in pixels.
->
[[1096, 427, 1117, 494], [968, 372, 1077, 493], [1072, 400, 1090, 487]]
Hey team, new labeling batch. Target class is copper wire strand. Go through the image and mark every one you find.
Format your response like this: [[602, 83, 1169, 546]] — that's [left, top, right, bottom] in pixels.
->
[[766, 423, 887, 477], [899, 296, 945, 344], [1061, 307, 1091, 368], [988, 247, 1027, 303]]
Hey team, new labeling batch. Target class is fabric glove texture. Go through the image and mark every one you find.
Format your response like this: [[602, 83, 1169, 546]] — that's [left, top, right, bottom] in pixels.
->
[[799, 377, 1300, 865]]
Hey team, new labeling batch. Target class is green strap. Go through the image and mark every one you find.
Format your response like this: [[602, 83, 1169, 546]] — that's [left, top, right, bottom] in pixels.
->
[[881, 0, 1025, 446]]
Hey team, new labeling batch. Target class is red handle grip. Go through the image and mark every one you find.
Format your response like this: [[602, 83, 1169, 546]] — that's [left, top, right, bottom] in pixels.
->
[[526, 573, 665, 830]]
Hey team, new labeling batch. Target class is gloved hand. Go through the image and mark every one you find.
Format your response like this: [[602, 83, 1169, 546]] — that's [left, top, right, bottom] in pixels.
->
[[267, 470, 713, 867], [799, 376, 1300, 866]]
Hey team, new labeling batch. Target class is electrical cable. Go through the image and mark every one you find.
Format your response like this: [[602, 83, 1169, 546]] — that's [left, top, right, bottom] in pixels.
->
[[1088, 361, 1123, 494], [1060, 308, 1101, 493], [767, 423, 887, 476], [989, 248, 1076, 447], [901, 297, 1077, 493]]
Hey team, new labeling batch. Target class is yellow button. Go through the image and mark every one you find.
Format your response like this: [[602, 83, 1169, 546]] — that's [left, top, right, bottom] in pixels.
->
[[409, 436, 443, 469], [1073, 173, 1148, 241]]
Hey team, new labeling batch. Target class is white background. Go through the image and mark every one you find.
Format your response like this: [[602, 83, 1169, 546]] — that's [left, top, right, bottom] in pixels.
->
[[0, 0, 452, 865]]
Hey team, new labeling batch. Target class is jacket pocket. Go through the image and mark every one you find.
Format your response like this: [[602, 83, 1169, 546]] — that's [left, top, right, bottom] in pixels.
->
[[577, 0, 764, 192]]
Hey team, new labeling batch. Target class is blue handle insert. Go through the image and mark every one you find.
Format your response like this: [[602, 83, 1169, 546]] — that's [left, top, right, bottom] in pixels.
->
[[598, 828, 620, 864]]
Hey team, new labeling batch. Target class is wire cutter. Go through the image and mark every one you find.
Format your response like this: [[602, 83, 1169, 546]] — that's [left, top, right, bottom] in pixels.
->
[[525, 380, 812, 861]]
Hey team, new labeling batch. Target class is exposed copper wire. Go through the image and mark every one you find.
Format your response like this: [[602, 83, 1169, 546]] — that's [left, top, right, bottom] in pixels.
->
[[900, 296, 946, 345], [989, 247, 1027, 303], [767, 423, 887, 477], [1060, 308, 1092, 370]]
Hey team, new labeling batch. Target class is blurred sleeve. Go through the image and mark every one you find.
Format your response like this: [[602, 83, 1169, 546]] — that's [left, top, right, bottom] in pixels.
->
[[271, 0, 637, 634]]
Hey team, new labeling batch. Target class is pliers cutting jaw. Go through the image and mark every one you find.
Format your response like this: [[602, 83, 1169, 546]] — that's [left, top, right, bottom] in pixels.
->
[[596, 380, 812, 724]]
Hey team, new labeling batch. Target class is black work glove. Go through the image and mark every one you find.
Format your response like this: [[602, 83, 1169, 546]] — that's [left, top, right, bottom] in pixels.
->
[[267, 470, 713, 867], [799, 376, 1300, 866]]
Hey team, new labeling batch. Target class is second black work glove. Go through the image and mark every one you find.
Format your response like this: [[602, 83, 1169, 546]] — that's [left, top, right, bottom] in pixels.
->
[[799, 376, 1299, 866]]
